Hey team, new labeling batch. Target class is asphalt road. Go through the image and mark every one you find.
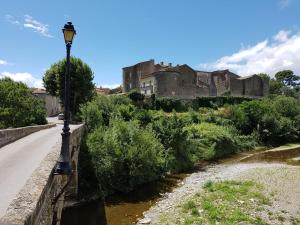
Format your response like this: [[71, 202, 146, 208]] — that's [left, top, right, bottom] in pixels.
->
[[0, 125, 63, 218]]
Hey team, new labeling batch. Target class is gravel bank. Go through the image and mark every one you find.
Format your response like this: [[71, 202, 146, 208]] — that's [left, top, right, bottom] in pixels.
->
[[137, 163, 293, 224]]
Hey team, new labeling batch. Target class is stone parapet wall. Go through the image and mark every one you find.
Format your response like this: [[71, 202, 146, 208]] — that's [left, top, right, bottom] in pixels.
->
[[0, 124, 85, 225], [0, 124, 56, 148]]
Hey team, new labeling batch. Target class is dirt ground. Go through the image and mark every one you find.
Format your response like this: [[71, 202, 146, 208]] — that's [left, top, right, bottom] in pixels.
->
[[237, 166, 300, 224]]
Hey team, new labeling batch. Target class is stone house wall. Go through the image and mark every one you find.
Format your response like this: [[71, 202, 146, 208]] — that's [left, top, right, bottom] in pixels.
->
[[140, 76, 156, 96], [243, 75, 264, 97], [230, 77, 244, 96], [123, 60, 269, 98], [155, 72, 180, 97], [123, 59, 156, 92], [34, 93, 61, 117]]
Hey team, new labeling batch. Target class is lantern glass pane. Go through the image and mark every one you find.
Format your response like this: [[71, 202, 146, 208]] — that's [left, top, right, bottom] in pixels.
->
[[64, 30, 74, 43]]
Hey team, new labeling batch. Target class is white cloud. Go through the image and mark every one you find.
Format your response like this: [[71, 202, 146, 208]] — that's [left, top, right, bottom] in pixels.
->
[[98, 84, 120, 89], [199, 30, 300, 77], [0, 72, 43, 88], [273, 30, 291, 42], [279, 0, 293, 9], [0, 60, 8, 65], [5, 14, 53, 38], [23, 15, 52, 37], [5, 14, 20, 25]]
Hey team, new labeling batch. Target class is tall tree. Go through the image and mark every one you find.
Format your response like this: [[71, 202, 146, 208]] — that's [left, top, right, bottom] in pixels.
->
[[275, 70, 300, 87], [43, 57, 95, 118]]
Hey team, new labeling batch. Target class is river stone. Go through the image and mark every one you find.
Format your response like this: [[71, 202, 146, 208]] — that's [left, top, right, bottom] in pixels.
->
[[139, 218, 151, 224]]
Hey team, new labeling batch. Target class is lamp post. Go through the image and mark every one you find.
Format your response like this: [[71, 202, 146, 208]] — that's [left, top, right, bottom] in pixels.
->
[[55, 22, 76, 175]]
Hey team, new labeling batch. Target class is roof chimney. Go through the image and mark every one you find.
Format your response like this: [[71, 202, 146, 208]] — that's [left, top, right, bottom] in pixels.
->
[[160, 61, 164, 65], [168, 63, 172, 67]]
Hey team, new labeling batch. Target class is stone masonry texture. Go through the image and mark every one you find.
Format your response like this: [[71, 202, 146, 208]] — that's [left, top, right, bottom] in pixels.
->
[[123, 59, 269, 98], [0, 124, 85, 225]]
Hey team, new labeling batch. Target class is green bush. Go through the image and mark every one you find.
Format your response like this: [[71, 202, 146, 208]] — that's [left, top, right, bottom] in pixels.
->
[[150, 113, 193, 172], [185, 123, 242, 159], [128, 89, 144, 107], [0, 78, 47, 128], [80, 95, 114, 130], [273, 95, 300, 118], [86, 120, 165, 195], [227, 96, 300, 145], [133, 109, 153, 127], [192, 96, 252, 109], [153, 97, 186, 112]]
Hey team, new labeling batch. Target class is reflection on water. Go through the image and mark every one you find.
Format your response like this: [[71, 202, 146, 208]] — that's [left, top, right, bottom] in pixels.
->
[[240, 146, 300, 166], [61, 146, 300, 225], [105, 173, 187, 225], [60, 173, 187, 225], [60, 200, 107, 225]]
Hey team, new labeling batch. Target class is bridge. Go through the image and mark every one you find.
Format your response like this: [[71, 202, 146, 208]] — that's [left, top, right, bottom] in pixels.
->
[[0, 123, 85, 225]]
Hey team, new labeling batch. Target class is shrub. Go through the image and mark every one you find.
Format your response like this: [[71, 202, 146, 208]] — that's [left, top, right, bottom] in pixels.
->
[[133, 109, 153, 127], [154, 97, 186, 112], [185, 123, 239, 159], [0, 78, 47, 128], [227, 97, 300, 146], [86, 120, 165, 195], [128, 90, 144, 106], [192, 96, 252, 109], [80, 95, 114, 130], [150, 113, 193, 172], [114, 104, 135, 121], [273, 96, 300, 118]]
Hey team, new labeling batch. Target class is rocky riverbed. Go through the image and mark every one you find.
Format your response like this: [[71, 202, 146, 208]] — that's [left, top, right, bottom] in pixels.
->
[[137, 146, 300, 224]]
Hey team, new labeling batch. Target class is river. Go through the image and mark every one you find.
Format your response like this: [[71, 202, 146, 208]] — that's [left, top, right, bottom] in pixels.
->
[[60, 145, 300, 225]]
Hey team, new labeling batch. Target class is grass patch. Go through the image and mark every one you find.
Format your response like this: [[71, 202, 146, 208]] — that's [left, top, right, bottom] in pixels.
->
[[157, 180, 271, 225]]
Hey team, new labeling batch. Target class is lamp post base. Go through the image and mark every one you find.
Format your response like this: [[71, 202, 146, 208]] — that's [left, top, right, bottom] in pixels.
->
[[54, 161, 72, 175]]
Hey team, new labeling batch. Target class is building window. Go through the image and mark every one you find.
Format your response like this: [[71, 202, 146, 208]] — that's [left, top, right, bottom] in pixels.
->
[[150, 81, 152, 86], [129, 83, 132, 89], [143, 82, 145, 87], [129, 72, 132, 80]]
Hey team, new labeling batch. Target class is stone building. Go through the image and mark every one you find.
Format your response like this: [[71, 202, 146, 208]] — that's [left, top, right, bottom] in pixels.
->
[[122, 59, 269, 99], [32, 89, 61, 116]]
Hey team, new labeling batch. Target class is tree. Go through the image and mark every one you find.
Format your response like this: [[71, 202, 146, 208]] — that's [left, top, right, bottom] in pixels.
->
[[43, 57, 95, 118], [269, 78, 283, 95], [0, 78, 47, 128], [275, 70, 300, 87]]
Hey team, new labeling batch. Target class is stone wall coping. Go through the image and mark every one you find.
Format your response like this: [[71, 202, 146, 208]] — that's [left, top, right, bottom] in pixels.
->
[[0, 124, 55, 132], [0, 123, 56, 148], [0, 124, 85, 225]]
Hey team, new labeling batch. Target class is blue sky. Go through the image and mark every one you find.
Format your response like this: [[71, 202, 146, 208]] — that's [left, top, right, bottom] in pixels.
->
[[1, 0, 300, 88]]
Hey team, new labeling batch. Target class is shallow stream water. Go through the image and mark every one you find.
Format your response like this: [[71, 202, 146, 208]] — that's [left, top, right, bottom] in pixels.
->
[[60, 146, 300, 225]]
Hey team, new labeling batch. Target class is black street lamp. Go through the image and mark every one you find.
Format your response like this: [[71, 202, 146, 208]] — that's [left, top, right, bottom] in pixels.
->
[[55, 22, 76, 175]]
